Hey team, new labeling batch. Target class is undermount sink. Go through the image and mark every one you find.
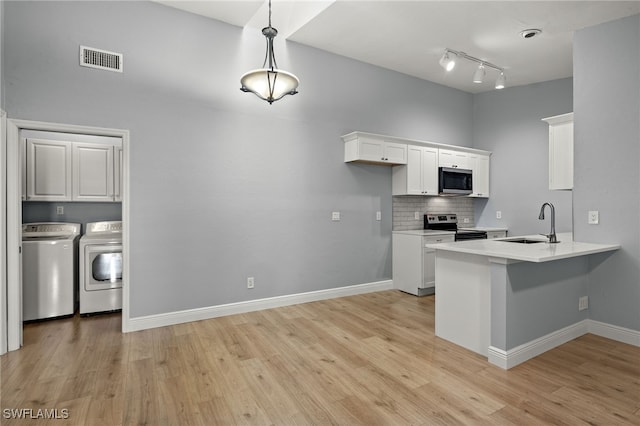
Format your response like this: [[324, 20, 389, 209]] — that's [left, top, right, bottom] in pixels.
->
[[501, 238, 546, 244]]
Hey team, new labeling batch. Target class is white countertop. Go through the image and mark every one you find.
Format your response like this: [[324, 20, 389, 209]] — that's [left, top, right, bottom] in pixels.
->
[[393, 229, 455, 236], [427, 233, 620, 263]]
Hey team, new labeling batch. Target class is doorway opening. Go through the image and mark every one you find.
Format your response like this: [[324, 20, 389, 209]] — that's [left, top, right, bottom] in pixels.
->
[[5, 119, 130, 352]]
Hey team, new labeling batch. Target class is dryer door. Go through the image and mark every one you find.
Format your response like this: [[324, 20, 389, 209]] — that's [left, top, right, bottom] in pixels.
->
[[84, 244, 123, 291]]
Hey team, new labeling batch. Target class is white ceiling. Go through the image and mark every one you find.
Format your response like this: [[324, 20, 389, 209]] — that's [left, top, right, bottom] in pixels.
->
[[155, 1, 640, 93]]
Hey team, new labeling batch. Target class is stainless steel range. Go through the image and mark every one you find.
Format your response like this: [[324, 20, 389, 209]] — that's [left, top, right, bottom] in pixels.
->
[[424, 214, 487, 241]]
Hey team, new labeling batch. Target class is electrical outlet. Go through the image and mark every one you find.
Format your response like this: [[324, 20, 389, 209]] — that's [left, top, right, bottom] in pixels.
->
[[579, 296, 589, 311], [56, 206, 64, 215], [463, 218, 470, 223], [588, 211, 599, 225], [496, 211, 502, 219], [376, 211, 382, 221], [331, 212, 340, 221], [247, 277, 254, 289]]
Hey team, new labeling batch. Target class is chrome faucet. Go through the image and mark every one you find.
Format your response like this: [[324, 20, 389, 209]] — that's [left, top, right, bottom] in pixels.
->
[[538, 202, 558, 243]]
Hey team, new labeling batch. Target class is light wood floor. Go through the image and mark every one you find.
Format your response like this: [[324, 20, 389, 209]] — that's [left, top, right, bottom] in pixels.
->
[[1, 290, 639, 425]]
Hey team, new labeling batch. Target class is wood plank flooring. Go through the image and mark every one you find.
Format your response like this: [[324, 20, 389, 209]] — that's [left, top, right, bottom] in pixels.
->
[[1, 290, 639, 425]]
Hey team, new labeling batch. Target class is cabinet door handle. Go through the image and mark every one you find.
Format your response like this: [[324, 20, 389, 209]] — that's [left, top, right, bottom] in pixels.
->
[[436, 239, 442, 242]]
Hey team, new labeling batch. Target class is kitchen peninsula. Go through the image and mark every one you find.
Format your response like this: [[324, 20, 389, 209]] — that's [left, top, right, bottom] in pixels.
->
[[430, 233, 620, 369]]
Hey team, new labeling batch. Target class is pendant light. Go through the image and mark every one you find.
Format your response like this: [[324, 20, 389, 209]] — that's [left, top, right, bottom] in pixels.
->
[[240, 0, 299, 104]]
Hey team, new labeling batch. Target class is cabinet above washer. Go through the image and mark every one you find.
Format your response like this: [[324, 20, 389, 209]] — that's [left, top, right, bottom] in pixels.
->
[[22, 130, 122, 202]]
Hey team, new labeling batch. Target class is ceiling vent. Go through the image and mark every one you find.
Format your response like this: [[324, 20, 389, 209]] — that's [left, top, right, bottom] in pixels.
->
[[79, 45, 123, 73]]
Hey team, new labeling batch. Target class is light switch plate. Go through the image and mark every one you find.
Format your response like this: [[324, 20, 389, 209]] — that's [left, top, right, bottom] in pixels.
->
[[332, 212, 341, 221], [588, 211, 599, 225], [376, 211, 381, 221]]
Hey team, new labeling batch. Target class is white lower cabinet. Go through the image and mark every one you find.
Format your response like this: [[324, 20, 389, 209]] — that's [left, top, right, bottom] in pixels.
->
[[487, 230, 507, 239], [393, 232, 455, 296]]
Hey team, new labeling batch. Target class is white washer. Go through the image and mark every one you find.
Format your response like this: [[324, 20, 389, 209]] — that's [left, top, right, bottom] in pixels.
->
[[22, 222, 81, 321], [79, 221, 123, 314]]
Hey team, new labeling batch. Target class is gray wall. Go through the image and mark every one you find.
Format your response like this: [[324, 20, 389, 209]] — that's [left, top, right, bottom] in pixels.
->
[[3, 1, 473, 317], [472, 78, 573, 237], [22, 202, 122, 234], [573, 15, 640, 331]]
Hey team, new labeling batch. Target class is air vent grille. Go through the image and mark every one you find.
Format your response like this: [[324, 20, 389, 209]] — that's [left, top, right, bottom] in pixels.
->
[[79, 45, 123, 72]]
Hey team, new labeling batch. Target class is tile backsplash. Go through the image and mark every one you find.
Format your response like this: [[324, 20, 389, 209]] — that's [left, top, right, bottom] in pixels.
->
[[392, 196, 475, 230]]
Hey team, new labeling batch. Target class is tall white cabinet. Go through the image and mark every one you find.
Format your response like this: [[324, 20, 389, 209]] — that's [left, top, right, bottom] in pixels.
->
[[468, 154, 490, 198], [542, 113, 573, 190], [392, 145, 438, 195]]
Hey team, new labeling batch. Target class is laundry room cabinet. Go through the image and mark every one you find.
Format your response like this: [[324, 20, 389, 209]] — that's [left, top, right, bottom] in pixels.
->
[[72, 143, 115, 202], [25, 137, 122, 202], [25, 138, 73, 201]]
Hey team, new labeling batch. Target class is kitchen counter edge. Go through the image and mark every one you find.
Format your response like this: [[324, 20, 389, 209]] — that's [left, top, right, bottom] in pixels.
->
[[427, 233, 620, 263]]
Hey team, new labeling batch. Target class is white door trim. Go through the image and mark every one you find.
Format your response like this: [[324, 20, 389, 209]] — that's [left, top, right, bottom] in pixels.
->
[[1, 110, 7, 355], [6, 119, 131, 352]]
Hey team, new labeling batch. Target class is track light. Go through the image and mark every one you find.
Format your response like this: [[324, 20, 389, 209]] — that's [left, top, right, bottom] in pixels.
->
[[439, 51, 456, 72], [439, 48, 506, 90], [473, 64, 485, 84], [495, 72, 506, 89]]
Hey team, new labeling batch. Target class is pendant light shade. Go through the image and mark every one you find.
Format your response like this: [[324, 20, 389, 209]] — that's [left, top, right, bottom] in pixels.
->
[[240, 1, 299, 104]]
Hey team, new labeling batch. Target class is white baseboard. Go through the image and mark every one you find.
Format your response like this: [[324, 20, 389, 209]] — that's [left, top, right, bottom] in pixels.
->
[[126, 280, 394, 332], [588, 320, 640, 346], [488, 320, 589, 369], [488, 319, 640, 370]]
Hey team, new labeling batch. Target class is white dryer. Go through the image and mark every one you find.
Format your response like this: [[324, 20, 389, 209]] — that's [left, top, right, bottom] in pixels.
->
[[22, 222, 81, 321], [79, 221, 123, 314]]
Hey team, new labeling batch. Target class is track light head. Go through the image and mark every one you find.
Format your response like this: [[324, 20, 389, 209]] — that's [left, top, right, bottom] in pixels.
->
[[473, 64, 485, 84], [439, 51, 456, 72], [495, 71, 506, 89]]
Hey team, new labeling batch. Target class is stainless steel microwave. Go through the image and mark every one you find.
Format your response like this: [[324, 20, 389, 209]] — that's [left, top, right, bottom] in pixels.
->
[[439, 167, 473, 195]]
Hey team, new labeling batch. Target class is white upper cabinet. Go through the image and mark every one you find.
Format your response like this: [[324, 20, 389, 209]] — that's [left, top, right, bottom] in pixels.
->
[[392, 145, 438, 195], [542, 113, 573, 190], [72, 143, 114, 202], [344, 131, 491, 198], [343, 133, 407, 165], [24, 133, 122, 203], [114, 145, 123, 202], [438, 148, 470, 169], [26, 138, 73, 201], [468, 153, 490, 198]]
